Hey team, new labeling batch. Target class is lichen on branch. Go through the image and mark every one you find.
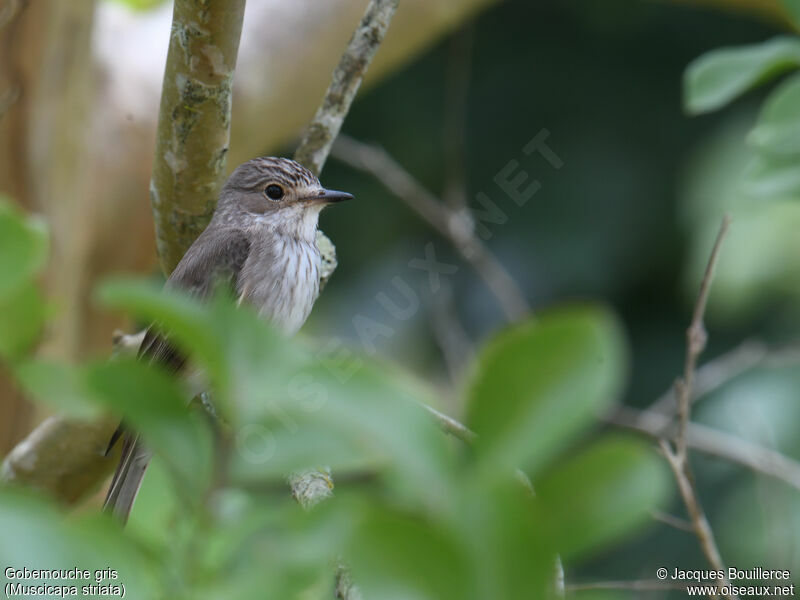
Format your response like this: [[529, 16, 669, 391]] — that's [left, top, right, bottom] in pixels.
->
[[150, 0, 246, 275], [294, 0, 399, 292], [294, 0, 399, 176]]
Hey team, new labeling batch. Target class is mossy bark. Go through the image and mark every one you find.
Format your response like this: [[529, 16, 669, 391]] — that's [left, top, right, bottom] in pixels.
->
[[294, 0, 399, 177], [150, 0, 246, 275], [294, 0, 399, 290]]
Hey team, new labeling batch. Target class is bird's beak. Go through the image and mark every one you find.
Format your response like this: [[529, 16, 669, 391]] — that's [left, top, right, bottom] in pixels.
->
[[305, 189, 354, 204]]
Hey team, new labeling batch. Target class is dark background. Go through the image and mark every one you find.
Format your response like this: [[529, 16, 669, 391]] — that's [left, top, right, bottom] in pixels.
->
[[295, 1, 799, 587]]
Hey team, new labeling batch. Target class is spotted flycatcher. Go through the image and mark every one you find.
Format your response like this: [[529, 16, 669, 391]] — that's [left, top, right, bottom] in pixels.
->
[[104, 157, 353, 521]]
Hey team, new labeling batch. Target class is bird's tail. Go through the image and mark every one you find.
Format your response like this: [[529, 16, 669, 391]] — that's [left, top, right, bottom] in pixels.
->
[[103, 433, 151, 524]]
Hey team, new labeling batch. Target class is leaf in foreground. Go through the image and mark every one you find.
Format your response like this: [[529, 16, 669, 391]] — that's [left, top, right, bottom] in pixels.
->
[[466, 307, 626, 476], [684, 37, 800, 115]]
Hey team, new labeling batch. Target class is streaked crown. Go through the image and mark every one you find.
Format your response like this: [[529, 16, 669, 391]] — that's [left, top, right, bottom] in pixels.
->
[[224, 157, 321, 194]]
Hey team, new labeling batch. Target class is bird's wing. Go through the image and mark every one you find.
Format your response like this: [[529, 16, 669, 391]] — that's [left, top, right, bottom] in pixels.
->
[[102, 433, 150, 524], [104, 227, 251, 522], [138, 227, 252, 370]]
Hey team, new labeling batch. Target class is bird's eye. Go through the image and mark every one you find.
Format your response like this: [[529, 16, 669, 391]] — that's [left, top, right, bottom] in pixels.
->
[[265, 184, 284, 201]]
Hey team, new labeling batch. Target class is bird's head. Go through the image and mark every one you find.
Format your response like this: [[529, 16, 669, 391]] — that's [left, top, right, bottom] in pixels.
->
[[217, 157, 353, 239]]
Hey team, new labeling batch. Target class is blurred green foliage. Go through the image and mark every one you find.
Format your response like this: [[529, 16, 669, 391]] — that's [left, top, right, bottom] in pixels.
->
[[685, 35, 800, 198], [3, 2, 800, 596], [682, 25, 800, 320], [0, 199, 47, 361], [781, 0, 800, 29], [0, 200, 670, 597], [104, 0, 166, 12]]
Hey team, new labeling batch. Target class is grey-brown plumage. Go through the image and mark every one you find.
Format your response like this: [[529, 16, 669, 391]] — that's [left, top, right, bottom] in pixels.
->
[[104, 157, 352, 523]]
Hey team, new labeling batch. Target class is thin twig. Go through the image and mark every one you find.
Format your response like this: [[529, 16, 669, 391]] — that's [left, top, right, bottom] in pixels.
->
[[292, 0, 398, 300], [660, 440, 731, 592], [676, 214, 730, 460], [606, 406, 800, 492], [615, 336, 800, 494], [649, 340, 800, 416], [565, 579, 688, 592], [660, 214, 737, 600], [442, 25, 473, 211], [431, 388, 800, 501], [429, 282, 475, 381], [288, 0, 401, 514], [294, 0, 399, 176], [651, 509, 696, 533], [432, 390, 800, 490], [420, 401, 536, 499], [290, 8, 400, 597], [332, 134, 529, 321], [421, 403, 477, 444]]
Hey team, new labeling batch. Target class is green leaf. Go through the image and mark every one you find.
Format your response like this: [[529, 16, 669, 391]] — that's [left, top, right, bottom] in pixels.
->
[[14, 360, 101, 419], [199, 500, 344, 600], [684, 36, 800, 115], [124, 457, 180, 550], [205, 294, 291, 413], [534, 436, 671, 562], [0, 489, 160, 599], [96, 278, 225, 387], [749, 72, 800, 157], [85, 359, 214, 501], [346, 505, 475, 600], [465, 307, 626, 476], [781, 0, 800, 29], [104, 0, 168, 11], [0, 199, 48, 298], [456, 479, 554, 599], [228, 355, 454, 506], [0, 282, 46, 360], [743, 154, 800, 201]]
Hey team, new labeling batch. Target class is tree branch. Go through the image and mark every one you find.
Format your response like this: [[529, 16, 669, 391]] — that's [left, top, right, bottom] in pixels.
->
[[650, 509, 695, 533], [331, 134, 530, 321], [293, 0, 399, 176], [287, 4, 401, 592], [659, 215, 737, 600], [442, 25, 473, 211], [0, 0, 96, 455], [0, 414, 120, 502], [429, 282, 475, 381], [676, 214, 730, 460], [292, 0, 399, 295], [565, 580, 688, 592], [421, 402, 477, 444], [660, 440, 732, 598], [649, 339, 800, 416], [1, 0, 247, 502], [287, 5, 400, 594], [1, 0, 400, 517], [0, 328, 139, 501], [607, 406, 800, 492], [150, 0, 246, 275]]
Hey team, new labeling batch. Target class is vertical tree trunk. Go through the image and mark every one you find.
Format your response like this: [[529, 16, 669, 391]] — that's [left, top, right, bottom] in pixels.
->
[[0, 0, 96, 454], [150, 0, 247, 275]]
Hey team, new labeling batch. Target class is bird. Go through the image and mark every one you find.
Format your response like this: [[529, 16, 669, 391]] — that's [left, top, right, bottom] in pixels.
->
[[103, 156, 353, 522]]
